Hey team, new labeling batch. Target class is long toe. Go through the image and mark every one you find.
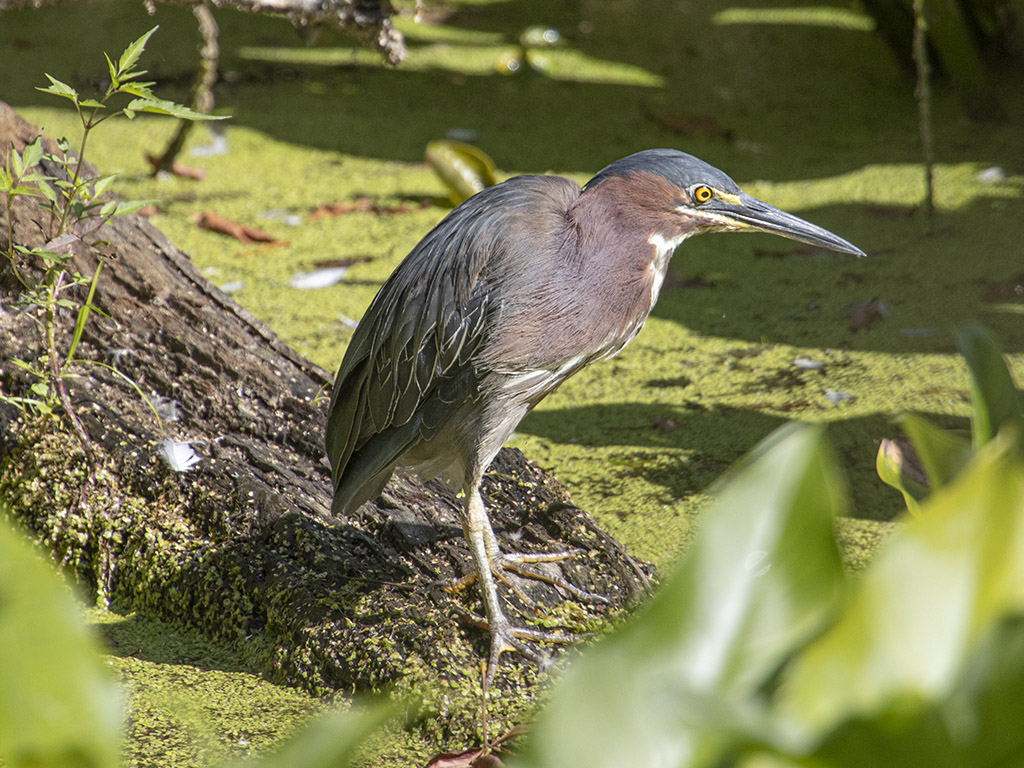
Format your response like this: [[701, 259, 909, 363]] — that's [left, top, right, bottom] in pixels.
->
[[498, 551, 611, 605]]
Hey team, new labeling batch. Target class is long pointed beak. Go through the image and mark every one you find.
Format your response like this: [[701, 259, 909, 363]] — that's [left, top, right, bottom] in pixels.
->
[[719, 194, 865, 257]]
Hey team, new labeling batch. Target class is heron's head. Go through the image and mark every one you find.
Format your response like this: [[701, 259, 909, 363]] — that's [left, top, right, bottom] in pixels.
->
[[585, 149, 865, 257]]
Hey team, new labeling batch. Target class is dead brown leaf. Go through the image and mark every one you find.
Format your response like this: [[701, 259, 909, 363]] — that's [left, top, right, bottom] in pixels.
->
[[844, 297, 887, 331], [194, 211, 278, 244], [983, 272, 1024, 303], [424, 747, 485, 768], [308, 197, 430, 221], [863, 204, 916, 219], [646, 111, 733, 141], [652, 416, 680, 432], [146, 153, 208, 181], [311, 256, 374, 269]]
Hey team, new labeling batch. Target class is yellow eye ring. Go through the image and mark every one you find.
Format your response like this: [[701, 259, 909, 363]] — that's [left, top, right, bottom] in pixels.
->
[[693, 185, 713, 204]]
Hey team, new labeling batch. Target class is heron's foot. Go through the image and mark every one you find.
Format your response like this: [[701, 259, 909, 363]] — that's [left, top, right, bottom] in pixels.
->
[[455, 606, 578, 685]]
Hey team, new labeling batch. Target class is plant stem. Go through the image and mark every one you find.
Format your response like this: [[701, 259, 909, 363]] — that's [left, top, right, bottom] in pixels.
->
[[44, 270, 97, 475], [912, 0, 935, 229]]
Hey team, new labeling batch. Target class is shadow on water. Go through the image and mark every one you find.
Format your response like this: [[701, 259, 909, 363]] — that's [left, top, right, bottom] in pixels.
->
[[518, 401, 970, 523]]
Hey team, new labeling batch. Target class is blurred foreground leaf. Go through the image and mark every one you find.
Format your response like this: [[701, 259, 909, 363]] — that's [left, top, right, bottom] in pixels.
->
[[0, 517, 122, 768], [514, 423, 847, 767], [778, 434, 1024, 765]]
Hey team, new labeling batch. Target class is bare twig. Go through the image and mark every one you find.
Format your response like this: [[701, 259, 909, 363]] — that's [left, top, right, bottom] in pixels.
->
[[912, 0, 935, 228]]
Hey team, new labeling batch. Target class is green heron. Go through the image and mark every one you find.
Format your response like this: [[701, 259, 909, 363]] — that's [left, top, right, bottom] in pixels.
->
[[326, 149, 864, 679]]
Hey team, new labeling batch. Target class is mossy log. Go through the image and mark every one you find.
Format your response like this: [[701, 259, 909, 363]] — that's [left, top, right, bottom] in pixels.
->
[[0, 103, 649, 733]]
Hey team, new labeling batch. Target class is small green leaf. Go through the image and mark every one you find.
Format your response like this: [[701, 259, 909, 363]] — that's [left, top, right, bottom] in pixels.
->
[[23, 135, 45, 170], [114, 199, 154, 216], [116, 26, 158, 79], [10, 148, 25, 178], [116, 82, 157, 100], [104, 52, 117, 86], [37, 74, 79, 103], [11, 358, 43, 377], [66, 262, 102, 365], [35, 180, 58, 205], [100, 200, 118, 218], [90, 174, 117, 198], [78, 98, 106, 109], [124, 97, 224, 121]]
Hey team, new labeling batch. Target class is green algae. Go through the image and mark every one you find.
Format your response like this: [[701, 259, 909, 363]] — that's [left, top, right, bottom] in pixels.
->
[[3, 0, 1024, 763], [90, 608, 326, 767]]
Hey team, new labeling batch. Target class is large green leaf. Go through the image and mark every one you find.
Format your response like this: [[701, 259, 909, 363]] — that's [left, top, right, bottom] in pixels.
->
[[957, 324, 1023, 449], [515, 423, 847, 768], [0, 518, 122, 768], [775, 434, 1024, 750]]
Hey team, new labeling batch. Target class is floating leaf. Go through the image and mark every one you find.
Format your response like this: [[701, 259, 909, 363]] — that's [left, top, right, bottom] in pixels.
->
[[194, 211, 276, 244], [425, 140, 498, 205]]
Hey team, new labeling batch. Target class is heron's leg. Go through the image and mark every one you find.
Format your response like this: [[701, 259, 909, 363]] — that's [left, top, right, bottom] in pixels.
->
[[462, 483, 574, 683]]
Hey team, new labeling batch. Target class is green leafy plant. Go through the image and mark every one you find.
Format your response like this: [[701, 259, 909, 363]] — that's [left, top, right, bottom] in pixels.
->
[[0, 26, 222, 466], [513, 422, 1024, 768], [876, 323, 1023, 514]]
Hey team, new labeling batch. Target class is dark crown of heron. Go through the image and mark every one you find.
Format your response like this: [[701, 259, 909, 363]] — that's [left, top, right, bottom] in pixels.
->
[[587, 149, 741, 205]]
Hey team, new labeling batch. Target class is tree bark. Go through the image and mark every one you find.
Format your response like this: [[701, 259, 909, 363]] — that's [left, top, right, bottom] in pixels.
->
[[0, 0, 407, 65], [0, 103, 649, 724]]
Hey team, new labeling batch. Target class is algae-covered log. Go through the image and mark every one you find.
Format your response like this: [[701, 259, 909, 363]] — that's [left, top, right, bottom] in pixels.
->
[[0, 103, 649, 734]]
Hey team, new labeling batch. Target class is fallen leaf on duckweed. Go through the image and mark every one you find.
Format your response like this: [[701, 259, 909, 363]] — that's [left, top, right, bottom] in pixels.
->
[[983, 272, 1024, 302], [645, 110, 733, 141], [652, 416, 681, 432], [308, 198, 430, 220], [194, 210, 277, 244], [844, 297, 887, 331]]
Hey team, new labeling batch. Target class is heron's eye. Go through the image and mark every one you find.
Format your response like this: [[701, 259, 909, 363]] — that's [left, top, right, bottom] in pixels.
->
[[692, 185, 713, 204]]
